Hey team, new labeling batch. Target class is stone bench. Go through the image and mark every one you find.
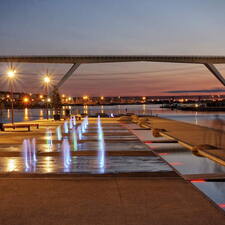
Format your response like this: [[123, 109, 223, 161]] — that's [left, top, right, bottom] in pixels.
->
[[1, 123, 39, 132]]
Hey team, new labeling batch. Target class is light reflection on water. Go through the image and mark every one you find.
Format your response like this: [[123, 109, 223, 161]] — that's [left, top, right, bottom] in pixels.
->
[[7, 158, 16, 172], [2, 156, 170, 173], [44, 156, 54, 173], [24, 108, 29, 120], [1, 105, 225, 129]]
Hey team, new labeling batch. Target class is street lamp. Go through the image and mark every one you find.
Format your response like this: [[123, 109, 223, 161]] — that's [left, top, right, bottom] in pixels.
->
[[7, 68, 16, 124], [43, 74, 50, 120]]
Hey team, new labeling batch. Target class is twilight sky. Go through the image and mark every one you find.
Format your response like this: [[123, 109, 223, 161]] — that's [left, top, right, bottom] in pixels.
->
[[1, 0, 225, 96]]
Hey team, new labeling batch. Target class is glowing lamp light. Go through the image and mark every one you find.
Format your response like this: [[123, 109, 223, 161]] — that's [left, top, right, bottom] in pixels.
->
[[100, 96, 104, 100], [23, 97, 29, 103], [44, 76, 50, 83], [7, 70, 16, 78], [47, 98, 51, 102], [83, 95, 89, 100], [39, 95, 43, 99]]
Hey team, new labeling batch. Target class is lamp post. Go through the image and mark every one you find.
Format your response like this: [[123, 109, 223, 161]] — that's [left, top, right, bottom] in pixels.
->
[[43, 75, 50, 120], [7, 69, 16, 124]]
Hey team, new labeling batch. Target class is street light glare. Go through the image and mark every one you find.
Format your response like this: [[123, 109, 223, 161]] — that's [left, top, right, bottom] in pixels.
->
[[7, 70, 16, 78], [44, 76, 50, 83]]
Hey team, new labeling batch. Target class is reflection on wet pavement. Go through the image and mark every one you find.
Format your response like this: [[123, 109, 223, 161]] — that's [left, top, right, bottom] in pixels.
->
[[125, 122, 225, 212], [78, 141, 150, 151], [0, 156, 171, 173], [192, 181, 225, 211], [149, 143, 225, 175], [0, 117, 171, 174]]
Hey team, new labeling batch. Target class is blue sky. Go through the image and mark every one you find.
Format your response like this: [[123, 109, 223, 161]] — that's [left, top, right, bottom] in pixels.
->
[[0, 0, 225, 96]]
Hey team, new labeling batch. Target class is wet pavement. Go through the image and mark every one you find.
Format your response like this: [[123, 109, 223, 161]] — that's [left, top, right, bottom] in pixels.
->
[[0, 156, 171, 174], [0, 117, 224, 213], [125, 122, 225, 211], [0, 117, 172, 174]]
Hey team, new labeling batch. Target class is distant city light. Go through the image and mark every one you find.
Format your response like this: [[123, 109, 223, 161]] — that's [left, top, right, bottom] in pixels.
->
[[100, 96, 104, 100], [83, 95, 89, 100], [179, 99, 184, 103], [23, 97, 29, 103]]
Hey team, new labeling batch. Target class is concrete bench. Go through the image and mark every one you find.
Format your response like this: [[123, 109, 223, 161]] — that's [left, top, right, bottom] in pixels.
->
[[2, 123, 39, 132]]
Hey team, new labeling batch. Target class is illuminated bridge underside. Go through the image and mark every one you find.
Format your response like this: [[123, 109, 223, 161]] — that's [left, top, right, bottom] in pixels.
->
[[1, 55, 225, 86]]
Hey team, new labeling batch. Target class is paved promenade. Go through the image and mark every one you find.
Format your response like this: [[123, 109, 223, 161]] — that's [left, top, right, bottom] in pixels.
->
[[0, 118, 224, 224]]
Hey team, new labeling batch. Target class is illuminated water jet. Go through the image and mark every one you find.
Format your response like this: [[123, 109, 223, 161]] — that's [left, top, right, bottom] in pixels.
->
[[22, 138, 37, 171], [97, 115, 105, 173], [56, 126, 62, 141], [46, 128, 53, 150], [61, 138, 72, 171], [72, 127, 78, 151], [64, 121, 69, 134], [77, 126, 82, 140], [69, 118, 73, 129], [71, 116, 76, 126]]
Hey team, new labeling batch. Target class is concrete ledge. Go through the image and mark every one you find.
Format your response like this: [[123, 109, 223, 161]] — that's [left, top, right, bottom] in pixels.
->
[[0, 171, 179, 178]]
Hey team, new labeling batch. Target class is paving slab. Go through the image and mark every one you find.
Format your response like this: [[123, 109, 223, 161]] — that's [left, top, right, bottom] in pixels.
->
[[0, 178, 224, 225]]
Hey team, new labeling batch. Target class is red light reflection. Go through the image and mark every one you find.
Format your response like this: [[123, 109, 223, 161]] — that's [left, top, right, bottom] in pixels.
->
[[191, 179, 206, 183], [219, 204, 225, 208], [170, 162, 183, 166], [159, 153, 168, 156]]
